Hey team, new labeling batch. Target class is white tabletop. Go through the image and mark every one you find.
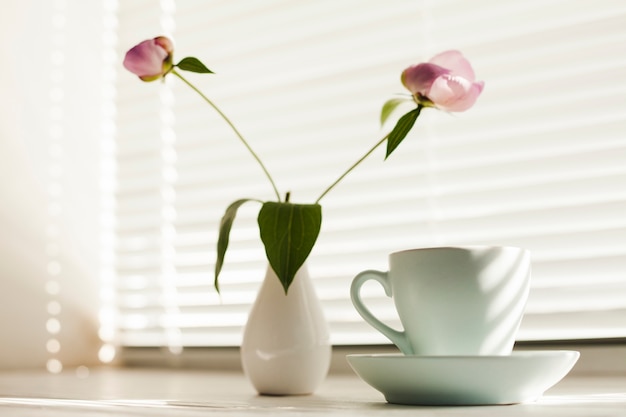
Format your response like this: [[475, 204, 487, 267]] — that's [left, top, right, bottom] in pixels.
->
[[0, 368, 624, 416]]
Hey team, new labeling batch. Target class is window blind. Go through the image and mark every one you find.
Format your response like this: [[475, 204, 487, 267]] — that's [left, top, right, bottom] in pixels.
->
[[109, 0, 626, 350]]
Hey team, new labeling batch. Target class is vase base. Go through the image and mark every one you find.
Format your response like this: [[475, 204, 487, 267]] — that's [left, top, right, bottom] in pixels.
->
[[251, 386, 320, 396], [243, 344, 331, 396]]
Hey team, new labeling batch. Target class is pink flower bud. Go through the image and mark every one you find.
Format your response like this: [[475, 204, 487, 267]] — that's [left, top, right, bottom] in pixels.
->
[[401, 50, 484, 112], [123, 36, 174, 82]]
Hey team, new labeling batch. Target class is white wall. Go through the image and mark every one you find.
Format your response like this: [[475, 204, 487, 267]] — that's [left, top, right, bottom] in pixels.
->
[[0, 0, 104, 370]]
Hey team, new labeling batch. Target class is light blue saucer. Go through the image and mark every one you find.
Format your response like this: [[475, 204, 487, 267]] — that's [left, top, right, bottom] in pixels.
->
[[347, 350, 579, 406]]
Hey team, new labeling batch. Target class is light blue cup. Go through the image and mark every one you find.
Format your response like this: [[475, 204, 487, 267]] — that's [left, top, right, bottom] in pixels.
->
[[350, 246, 531, 356]]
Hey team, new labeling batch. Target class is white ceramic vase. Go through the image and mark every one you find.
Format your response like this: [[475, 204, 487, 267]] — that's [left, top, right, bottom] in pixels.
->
[[240, 262, 331, 395]]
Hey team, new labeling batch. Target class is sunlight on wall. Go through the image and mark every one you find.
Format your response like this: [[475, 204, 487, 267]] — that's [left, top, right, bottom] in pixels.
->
[[45, 0, 67, 375], [98, 0, 120, 365]]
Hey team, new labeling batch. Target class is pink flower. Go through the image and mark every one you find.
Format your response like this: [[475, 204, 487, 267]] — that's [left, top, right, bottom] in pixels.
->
[[401, 50, 484, 112], [123, 36, 174, 82]]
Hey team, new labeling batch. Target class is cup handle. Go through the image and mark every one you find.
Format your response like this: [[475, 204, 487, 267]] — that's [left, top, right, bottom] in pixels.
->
[[350, 270, 414, 355]]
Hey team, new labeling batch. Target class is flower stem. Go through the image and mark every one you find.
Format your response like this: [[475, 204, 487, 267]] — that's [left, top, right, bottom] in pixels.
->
[[315, 132, 390, 204], [171, 69, 282, 202]]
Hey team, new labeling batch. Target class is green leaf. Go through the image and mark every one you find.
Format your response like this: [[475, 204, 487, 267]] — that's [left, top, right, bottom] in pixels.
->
[[380, 98, 410, 126], [214, 199, 258, 293], [385, 106, 422, 159], [176, 57, 214, 74], [257, 202, 322, 294]]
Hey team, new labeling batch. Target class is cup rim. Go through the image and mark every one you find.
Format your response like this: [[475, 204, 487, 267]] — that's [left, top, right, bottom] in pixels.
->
[[391, 245, 529, 257]]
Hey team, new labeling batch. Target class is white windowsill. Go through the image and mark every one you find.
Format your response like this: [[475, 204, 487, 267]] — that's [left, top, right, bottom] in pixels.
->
[[0, 367, 624, 416], [1, 343, 624, 416]]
